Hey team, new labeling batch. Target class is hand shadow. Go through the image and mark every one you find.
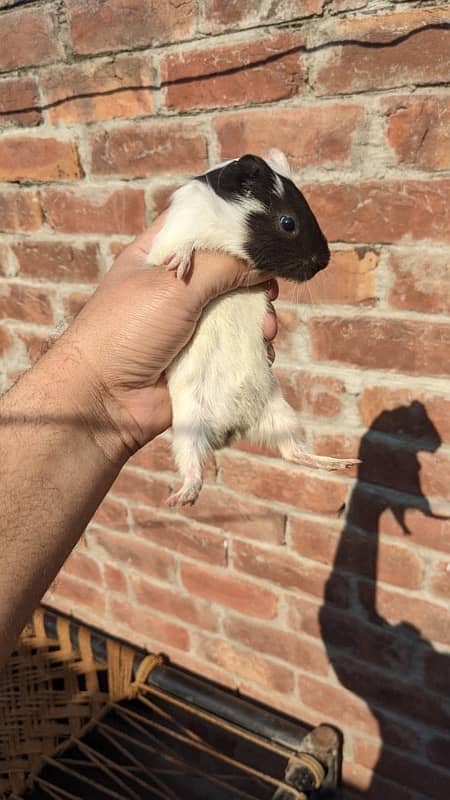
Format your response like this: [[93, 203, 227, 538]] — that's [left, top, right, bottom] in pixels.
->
[[318, 401, 450, 800]]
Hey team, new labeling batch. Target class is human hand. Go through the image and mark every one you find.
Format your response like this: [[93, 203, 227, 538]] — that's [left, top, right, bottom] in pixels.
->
[[61, 216, 278, 456]]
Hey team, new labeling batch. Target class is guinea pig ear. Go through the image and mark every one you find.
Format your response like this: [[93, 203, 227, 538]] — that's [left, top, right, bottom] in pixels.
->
[[266, 148, 291, 178], [235, 154, 265, 195]]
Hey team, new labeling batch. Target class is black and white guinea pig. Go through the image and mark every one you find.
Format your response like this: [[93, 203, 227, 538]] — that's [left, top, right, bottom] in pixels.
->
[[147, 149, 358, 506]]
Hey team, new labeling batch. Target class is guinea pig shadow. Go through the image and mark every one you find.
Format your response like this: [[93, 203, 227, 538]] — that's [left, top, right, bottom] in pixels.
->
[[316, 400, 450, 798]]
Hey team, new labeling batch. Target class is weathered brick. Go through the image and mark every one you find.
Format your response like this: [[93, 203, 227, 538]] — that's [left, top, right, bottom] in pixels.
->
[[0, 325, 13, 356], [359, 385, 450, 447], [425, 648, 450, 696], [196, 634, 294, 694], [0, 190, 42, 233], [103, 563, 128, 594], [359, 582, 450, 647], [180, 562, 278, 619], [289, 516, 424, 590], [13, 241, 101, 283], [41, 187, 145, 235], [388, 249, 450, 314], [233, 539, 338, 603], [131, 575, 219, 631], [430, 560, 450, 599], [219, 452, 349, 514], [162, 32, 305, 112], [0, 6, 60, 71], [89, 122, 207, 177], [176, 485, 286, 545], [0, 77, 40, 127], [310, 315, 450, 377], [386, 96, 450, 171], [91, 529, 176, 583], [280, 248, 378, 306], [62, 289, 93, 319], [353, 738, 449, 800], [110, 597, 190, 651], [305, 180, 450, 244], [149, 182, 182, 217], [225, 616, 329, 676], [48, 573, 106, 615], [16, 331, 50, 365], [0, 283, 53, 325], [132, 507, 227, 566], [92, 497, 129, 532], [111, 467, 169, 507], [276, 368, 345, 417], [43, 55, 153, 124], [62, 547, 102, 585], [298, 673, 379, 736], [129, 436, 175, 473], [0, 137, 81, 182], [312, 14, 450, 95], [201, 0, 323, 33], [216, 104, 364, 169], [67, 0, 196, 54]]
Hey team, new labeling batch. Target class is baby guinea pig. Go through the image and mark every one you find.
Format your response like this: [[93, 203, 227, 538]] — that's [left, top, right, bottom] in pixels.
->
[[147, 149, 358, 506]]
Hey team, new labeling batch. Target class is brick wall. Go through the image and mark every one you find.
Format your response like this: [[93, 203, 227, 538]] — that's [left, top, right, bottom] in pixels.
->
[[1, 1, 449, 797]]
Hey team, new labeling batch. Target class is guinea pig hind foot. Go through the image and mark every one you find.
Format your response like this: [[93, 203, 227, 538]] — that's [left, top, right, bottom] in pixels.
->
[[280, 441, 360, 472], [167, 477, 203, 507]]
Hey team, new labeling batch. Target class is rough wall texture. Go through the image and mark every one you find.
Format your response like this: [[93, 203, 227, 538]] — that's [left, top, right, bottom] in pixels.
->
[[1, 0, 449, 797]]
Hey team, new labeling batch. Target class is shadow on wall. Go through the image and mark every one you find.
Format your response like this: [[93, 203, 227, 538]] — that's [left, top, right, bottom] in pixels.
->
[[318, 402, 450, 799]]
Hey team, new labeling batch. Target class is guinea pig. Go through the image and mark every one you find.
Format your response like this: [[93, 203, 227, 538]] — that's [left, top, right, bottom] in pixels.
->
[[147, 149, 358, 506]]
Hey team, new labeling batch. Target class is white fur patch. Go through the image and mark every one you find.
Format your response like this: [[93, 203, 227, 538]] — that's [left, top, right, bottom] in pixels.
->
[[266, 148, 292, 179], [274, 173, 284, 198]]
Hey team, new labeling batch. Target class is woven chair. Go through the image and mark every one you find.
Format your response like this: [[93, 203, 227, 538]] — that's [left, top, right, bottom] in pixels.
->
[[0, 607, 341, 799]]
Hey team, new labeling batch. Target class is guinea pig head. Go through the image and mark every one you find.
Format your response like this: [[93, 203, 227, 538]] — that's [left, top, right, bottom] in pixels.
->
[[214, 151, 330, 282]]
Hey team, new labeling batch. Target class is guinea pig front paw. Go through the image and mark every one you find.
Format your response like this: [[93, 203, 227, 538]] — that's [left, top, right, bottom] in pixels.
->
[[164, 246, 193, 280]]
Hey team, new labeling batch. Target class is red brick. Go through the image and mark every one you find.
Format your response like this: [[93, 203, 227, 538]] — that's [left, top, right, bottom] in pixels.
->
[[0, 137, 81, 183], [427, 735, 450, 770], [180, 562, 278, 619], [89, 122, 207, 178], [424, 649, 450, 696], [298, 674, 379, 736], [132, 507, 227, 566], [62, 290, 93, 319], [0, 77, 40, 127], [388, 249, 450, 314], [201, 0, 323, 33], [281, 248, 378, 307], [346, 485, 450, 556], [1, 327, 15, 356], [92, 497, 129, 532], [267, 307, 304, 361], [289, 516, 424, 589], [13, 242, 101, 284], [17, 331, 50, 365], [149, 183, 182, 217], [68, 0, 196, 54], [0, 7, 60, 71], [313, 14, 450, 95], [276, 368, 345, 418], [42, 187, 145, 235], [0, 284, 53, 325], [0, 190, 42, 232], [353, 739, 449, 800], [62, 548, 102, 585], [111, 468, 169, 507], [219, 452, 349, 515], [310, 315, 450, 377], [196, 634, 294, 694], [49, 573, 106, 615], [431, 560, 450, 599], [386, 96, 450, 171], [162, 32, 305, 112], [103, 563, 128, 594], [91, 529, 176, 583], [359, 582, 450, 647], [233, 539, 336, 603], [216, 104, 364, 169], [110, 597, 189, 651], [225, 616, 329, 676], [131, 575, 219, 632], [43, 55, 153, 124], [305, 180, 450, 244], [129, 437, 175, 473], [359, 385, 450, 447], [176, 485, 286, 545], [0, 246, 8, 277]]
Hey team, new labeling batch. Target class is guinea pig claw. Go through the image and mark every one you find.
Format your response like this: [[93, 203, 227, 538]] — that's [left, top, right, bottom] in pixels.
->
[[165, 249, 192, 280]]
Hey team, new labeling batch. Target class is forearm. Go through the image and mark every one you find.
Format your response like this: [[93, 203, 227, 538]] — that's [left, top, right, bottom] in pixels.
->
[[0, 338, 129, 667]]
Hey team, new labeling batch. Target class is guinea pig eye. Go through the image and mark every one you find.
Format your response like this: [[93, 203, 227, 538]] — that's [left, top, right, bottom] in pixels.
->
[[280, 215, 295, 233]]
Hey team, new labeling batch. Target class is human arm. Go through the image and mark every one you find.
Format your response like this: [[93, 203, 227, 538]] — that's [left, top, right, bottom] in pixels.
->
[[0, 220, 277, 667]]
